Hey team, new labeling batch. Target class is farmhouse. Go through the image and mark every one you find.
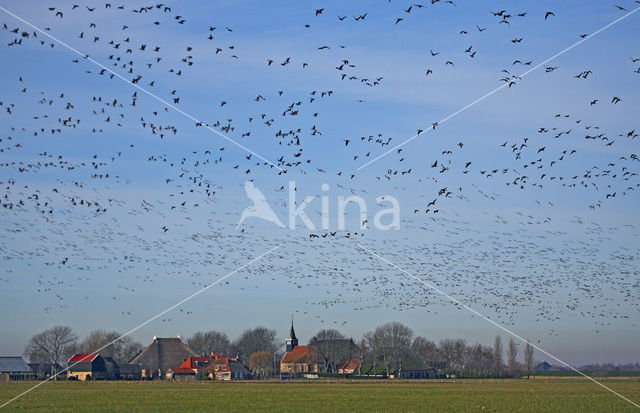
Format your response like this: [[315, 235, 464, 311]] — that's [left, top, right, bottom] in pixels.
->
[[130, 336, 198, 379], [206, 356, 252, 381], [0, 357, 34, 381], [337, 358, 360, 374], [173, 356, 215, 380], [67, 353, 107, 381], [280, 321, 320, 374]]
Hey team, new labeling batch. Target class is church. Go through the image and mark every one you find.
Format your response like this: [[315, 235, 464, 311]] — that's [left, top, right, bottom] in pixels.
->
[[279, 319, 320, 374]]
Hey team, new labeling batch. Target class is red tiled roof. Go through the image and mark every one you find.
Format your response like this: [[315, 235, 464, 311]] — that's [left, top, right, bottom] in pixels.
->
[[205, 358, 230, 372], [68, 353, 99, 363], [174, 356, 214, 373], [338, 358, 360, 371], [281, 346, 319, 364]]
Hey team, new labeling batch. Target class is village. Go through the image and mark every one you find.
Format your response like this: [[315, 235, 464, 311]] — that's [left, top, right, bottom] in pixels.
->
[[0, 319, 597, 383]]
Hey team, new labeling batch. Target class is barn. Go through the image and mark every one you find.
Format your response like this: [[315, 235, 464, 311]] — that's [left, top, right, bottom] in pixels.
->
[[118, 364, 142, 380], [119, 364, 142, 380], [0, 357, 34, 381], [67, 353, 107, 381], [130, 336, 198, 379]]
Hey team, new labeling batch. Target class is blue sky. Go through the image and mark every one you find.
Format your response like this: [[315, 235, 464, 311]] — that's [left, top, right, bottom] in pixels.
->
[[0, 0, 639, 365]]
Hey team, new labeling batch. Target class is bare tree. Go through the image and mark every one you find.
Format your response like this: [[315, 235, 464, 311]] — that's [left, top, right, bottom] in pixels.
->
[[465, 343, 493, 377], [232, 326, 278, 362], [363, 331, 379, 375], [357, 339, 367, 375], [438, 338, 467, 373], [493, 335, 503, 376], [366, 322, 413, 376], [524, 341, 535, 378], [507, 338, 518, 376], [80, 330, 143, 365], [24, 326, 78, 380], [187, 331, 231, 356], [411, 336, 439, 369], [121, 340, 144, 364]]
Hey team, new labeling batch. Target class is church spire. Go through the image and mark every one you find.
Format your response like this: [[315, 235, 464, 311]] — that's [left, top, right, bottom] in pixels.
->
[[289, 314, 297, 340], [286, 314, 298, 352]]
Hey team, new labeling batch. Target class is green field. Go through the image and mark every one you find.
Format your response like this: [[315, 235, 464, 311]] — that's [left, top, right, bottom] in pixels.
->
[[1, 379, 639, 412]]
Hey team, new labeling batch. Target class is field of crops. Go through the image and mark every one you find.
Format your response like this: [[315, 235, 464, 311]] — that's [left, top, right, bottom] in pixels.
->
[[1, 379, 639, 412]]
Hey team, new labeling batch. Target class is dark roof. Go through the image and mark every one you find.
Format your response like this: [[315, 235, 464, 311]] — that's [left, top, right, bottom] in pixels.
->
[[28, 363, 62, 374], [118, 364, 141, 374], [103, 357, 119, 372], [130, 337, 198, 373], [228, 360, 251, 374], [536, 361, 552, 370], [312, 338, 356, 347], [0, 357, 32, 373]]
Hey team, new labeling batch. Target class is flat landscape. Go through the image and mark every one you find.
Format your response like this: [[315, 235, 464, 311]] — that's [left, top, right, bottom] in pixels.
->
[[1, 379, 639, 412]]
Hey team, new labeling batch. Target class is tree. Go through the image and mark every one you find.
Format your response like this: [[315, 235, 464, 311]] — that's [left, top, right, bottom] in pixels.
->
[[411, 336, 439, 369], [187, 331, 231, 356], [365, 322, 413, 376], [507, 338, 518, 376], [249, 351, 274, 377], [79, 330, 143, 365], [438, 338, 467, 373], [493, 335, 503, 376], [465, 343, 493, 377], [524, 341, 535, 378], [232, 326, 278, 362], [24, 326, 78, 381], [121, 340, 144, 364], [357, 339, 367, 375], [363, 331, 379, 375]]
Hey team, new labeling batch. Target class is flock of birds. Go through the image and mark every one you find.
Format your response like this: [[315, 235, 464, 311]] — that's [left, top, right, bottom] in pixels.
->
[[0, 1, 638, 350]]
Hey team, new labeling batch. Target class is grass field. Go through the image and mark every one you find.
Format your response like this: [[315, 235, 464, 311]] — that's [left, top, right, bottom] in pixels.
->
[[1, 379, 639, 412]]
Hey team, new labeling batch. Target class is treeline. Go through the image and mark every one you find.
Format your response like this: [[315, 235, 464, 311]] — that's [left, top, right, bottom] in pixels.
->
[[22, 322, 637, 378]]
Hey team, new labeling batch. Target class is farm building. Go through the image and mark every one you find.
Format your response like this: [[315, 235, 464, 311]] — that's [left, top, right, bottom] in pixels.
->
[[173, 356, 215, 381], [118, 364, 142, 380], [130, 336, 198, 379], [67, 353, 107, 381], [393, 369, 437, 379], [206, 356, 252, 381], [172, 354, 251, 381], [337, 358, 360, 374], [28, 362, 63, 379], [0, 357, 34, 381], [535, 361, 552, 371], [103, 356, 120, 380]]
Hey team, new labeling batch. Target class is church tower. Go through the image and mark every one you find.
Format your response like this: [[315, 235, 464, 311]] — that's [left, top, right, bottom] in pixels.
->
[[285, 315, 298, 352]]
